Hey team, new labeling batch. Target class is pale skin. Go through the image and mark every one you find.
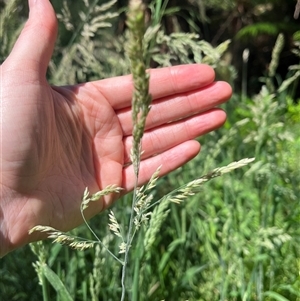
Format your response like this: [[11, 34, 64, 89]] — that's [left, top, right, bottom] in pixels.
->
[[0, 0, 232, 257]]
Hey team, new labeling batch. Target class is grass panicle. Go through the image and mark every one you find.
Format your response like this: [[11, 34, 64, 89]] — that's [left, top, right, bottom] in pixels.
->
[[268, 33, 285, 78], [143, 158, 255, 256], [266, 33, 285, 92], [126, 0, 152, 176], [0, 0, 22, 64], [89, 245, 102, 301], [121, 1, 153, 299], [29, 226, 95, 251], [143, 197, 170, 258]]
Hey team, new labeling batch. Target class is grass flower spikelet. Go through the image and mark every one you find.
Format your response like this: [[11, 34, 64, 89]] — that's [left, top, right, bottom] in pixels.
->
[[81, 185, 123, 210], [108, 210, 123, 238]]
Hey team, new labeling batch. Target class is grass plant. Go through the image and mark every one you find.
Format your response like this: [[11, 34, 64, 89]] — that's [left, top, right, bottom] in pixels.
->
[[1, 0, 299, 301]]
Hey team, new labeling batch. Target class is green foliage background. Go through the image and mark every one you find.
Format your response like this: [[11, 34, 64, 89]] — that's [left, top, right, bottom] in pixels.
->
[[1, 0, 299, 300]]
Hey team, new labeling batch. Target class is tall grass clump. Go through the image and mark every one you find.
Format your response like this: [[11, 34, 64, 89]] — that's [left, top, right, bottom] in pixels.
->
[[1, 1, 299, 301]]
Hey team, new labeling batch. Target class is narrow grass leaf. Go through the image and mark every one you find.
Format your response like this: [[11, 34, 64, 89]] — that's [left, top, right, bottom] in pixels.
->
[[263, 291, 290, 301], [41, 264, 74, 301]]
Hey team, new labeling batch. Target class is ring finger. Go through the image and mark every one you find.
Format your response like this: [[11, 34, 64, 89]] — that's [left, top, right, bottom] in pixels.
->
[[123, 108, 226, 164]]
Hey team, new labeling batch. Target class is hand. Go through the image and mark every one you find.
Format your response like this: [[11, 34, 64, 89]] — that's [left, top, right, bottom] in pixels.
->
[[0, 0, 232, 257]]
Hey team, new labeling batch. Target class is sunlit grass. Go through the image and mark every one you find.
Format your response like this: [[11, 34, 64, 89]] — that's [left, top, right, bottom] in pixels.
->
[[1, 0, 299, 300]]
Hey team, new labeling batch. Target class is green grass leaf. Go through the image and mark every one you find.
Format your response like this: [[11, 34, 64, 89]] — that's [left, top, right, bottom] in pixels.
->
[[41, 264, 74, 301], [263, 291, 290, 301]]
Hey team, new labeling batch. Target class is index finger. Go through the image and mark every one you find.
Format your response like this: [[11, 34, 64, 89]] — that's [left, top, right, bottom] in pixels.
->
[[89, 64, 215, 110]]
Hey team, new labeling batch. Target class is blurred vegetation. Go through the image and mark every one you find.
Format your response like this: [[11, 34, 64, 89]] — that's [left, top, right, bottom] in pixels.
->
[[1, 0, 299, 300]]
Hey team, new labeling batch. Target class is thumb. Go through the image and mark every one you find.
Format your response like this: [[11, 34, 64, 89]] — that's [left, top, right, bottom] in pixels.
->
[[5, 0, 58, 79]]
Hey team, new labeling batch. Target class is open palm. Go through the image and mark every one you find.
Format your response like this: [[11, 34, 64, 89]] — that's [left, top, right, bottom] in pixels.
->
[[0, 0, 232, 256]]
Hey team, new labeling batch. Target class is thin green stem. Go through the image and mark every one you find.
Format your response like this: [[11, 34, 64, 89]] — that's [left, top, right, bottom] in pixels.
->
[[41, 271, 49, 301], [81, 209, 124, 265], [132, 234, 143, 301], [120, 177, 140, 301]]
